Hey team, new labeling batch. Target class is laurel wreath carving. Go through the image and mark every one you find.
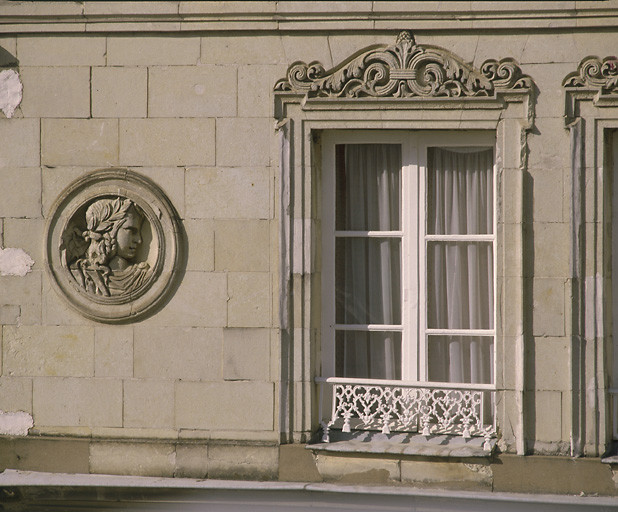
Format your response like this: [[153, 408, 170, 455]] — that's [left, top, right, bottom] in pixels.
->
[[275, 31, 532, 99]]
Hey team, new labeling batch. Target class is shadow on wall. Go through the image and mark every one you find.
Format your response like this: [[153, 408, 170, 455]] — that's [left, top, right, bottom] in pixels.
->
[[0, 46, 17, 67]]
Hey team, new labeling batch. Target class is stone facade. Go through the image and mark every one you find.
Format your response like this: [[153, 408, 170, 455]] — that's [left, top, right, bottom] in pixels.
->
[[1, 0, 618, 495]]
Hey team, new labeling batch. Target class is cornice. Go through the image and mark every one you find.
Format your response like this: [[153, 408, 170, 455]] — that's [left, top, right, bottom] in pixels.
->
[[2, 1, 618, 34]]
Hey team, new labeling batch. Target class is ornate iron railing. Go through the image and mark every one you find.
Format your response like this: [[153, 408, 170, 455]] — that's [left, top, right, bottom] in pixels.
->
[[317, 377, 496, 451]]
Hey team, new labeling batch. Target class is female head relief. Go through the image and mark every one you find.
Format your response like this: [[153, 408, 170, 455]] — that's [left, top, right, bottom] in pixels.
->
[[71, 197, 151, 297]]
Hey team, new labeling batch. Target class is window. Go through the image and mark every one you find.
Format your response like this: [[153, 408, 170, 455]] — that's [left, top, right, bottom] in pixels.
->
[[321, 131, 495, 385]]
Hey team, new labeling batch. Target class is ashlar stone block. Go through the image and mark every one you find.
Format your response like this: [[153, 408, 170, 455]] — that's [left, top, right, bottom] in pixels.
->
[[0, 377, 32, 413], [216, 118, 271, 167], [238, 65, 282, 118], [533, 278, 566, 337], [0, 119, 40, 168], [533, 223, 569, 278], [119, 118, 214, 167], [531, 337, 569, 391], [185, 167, 270, 220], [0, 168, 41, 218], [149, 65, 237, 118], [107, 36, 200, 66], [215, 220, 270, 271], [134, 326, 222, 381], [94, 326, 133, 378], [175, 381, 274, 431], [4, 219, 44, 272], [89, 441, 175, 477], [123, 379, 174, 429], [33, 377, 122, 427], [19, 67, 90, 118], [16, 36, 106, 66], [401, 460, 491, 487], [223, 328, 270, 381], [146, 271, 227, 327], [208, 444, 278, 480], [533, 390, 563, 442], [175, 443, 209, 478], [92, 67, 147, 118], [227, 272, 271, 328], [3, 325, 94, 377], [315, 453, 399, 483], [200, 34, 284, 65], [0, 272, 41, 325], [184, 219, 214, 271], [41, 119, 118, 167]]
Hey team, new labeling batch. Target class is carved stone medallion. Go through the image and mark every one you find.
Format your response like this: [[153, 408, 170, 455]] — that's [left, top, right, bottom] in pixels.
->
[[45, 169, 182, 323]]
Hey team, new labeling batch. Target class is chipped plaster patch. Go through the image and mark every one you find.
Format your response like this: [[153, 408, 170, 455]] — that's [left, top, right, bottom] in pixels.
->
[[0, 69, 22, 118], [0, 411, 33, 436], [0, 247, 34, 276]]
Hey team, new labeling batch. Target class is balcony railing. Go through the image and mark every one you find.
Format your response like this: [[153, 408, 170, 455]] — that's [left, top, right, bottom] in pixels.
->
[[316, 377, 496, 452]]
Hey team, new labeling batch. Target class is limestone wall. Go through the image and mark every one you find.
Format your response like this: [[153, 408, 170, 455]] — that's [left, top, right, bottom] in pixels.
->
[[0, 0, 617, 486]]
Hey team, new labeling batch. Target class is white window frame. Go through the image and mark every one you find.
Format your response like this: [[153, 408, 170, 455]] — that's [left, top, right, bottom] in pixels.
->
[[321, 130, 496, 384]]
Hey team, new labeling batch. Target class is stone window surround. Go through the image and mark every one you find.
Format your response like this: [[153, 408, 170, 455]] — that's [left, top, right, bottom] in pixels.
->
[[563, 56, 618, 458], [274, 32, 535, 455]]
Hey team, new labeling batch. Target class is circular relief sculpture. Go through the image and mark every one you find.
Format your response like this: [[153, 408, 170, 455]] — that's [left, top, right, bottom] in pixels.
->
[[45, 169, 182, 323]]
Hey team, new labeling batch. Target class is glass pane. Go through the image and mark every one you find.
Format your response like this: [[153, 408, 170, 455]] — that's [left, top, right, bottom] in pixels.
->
[[336, 237, 401, 325], [427, 241, 493, 329], [427, 335, 494, 384], [427, 147, 493, 235], [336, 144, 401, 231], [336, 331, 402, 380]]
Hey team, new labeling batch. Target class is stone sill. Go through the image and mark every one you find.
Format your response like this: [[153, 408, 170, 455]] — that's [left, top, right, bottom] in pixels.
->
[[307, 430, 495, 458], [1, 1, 618, 33]]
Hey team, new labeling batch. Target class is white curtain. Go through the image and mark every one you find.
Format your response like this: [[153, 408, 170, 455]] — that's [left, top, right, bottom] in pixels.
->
[[427, 147, 494, 384], [336, 144, 401, 379]]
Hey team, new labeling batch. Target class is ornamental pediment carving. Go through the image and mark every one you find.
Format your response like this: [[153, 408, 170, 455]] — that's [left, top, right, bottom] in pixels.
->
[[562, 56, 618, 93], [275, 31, 532, 99]]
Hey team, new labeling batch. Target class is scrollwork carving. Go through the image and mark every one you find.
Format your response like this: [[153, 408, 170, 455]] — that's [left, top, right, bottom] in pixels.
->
[[562, 56, 618, 92], [274, 30, 532, 99]]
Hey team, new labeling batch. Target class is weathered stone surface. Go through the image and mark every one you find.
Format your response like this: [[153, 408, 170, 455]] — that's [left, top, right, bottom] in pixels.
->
[[4, 219, 43, 274], [215, 118, 271, 167], [16, 36, 106, 66], [530, 337, 570, 391], [20, 67, 90, 118], [107, 36, 200, 66], [33, 377, 122, 427], [185, 167, 270, 220], [149, 65, 237, 118], [42, 119, 118, 167], [92, 67, 147, 118], [227, 272, 271, 328], [146, 272, 227, 327], [0, 272, 41, 325], [278, 444, 322, 482], [533, 223, 570, 277], [0, 119, 39, 167], [200, 34, 284, 65], [0, 168, 41, 218], [0, 437, 90, 474], [3, 325, 94, 377], [0, 377, 32, 413], [401, 460, 492, 488], [94, 326, 133, 378], [183, 219, 214, 271], [223, 328, 270, 381], [0, 304, 20, 325], [175, 381, 274, 430], [175, 443, 209, 478], [314, 453, 399, 483], [238, 65, 281, 118], [533, 390, 563, 442], [134, 326, 222, 380], [208, 444, 278, 480], [89, 441, 175, 477], [123, 379, 175, 429], [533, 278, 565, 337], [215, 220, 270, 271], [119, 118, 214, 167]]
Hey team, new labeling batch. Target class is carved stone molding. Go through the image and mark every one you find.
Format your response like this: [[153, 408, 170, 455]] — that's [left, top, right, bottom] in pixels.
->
[[275, 31, 532, 99], [45, 169, 182, 323], [562, 56, 618, 92]]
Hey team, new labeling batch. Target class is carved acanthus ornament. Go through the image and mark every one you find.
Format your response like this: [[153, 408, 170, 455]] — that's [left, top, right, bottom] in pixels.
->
[[562, 56, 618, 92], [275, 31, 532, 99]]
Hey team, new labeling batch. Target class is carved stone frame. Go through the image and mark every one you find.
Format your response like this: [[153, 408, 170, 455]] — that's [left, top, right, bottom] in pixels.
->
[[45, 168, 182, 324], [563, 57, 618, 457], [274, 32, 535, 454]]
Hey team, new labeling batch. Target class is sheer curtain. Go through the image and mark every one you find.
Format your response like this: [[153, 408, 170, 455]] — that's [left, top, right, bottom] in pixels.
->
[[335, 144, 402, 379], [427, 147, 494, 384]]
